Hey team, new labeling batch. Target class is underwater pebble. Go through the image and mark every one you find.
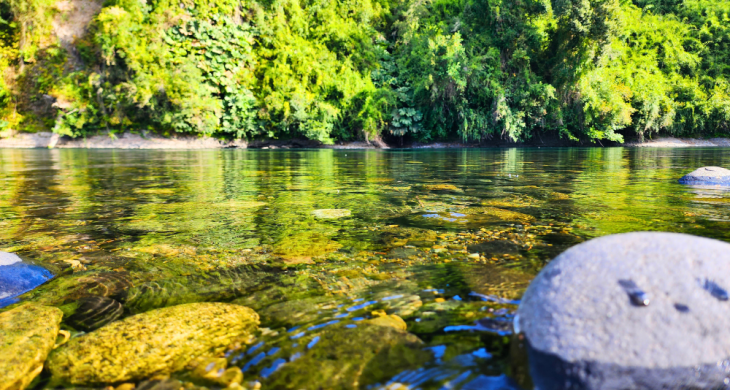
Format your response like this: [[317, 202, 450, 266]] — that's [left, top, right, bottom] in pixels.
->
[[517, 232, 730, 390], [366, 314, 407, 330]]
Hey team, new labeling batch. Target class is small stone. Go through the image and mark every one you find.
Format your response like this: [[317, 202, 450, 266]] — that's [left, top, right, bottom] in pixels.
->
[[188, 357, 242, 386], [366, 314, 407, 331], [188, 356, 228, 382], [311, 209, 351, 219], [218, 367, 244, 386], [47, 302, 259, 385], [0, 303, 64, 390], [517, 232, 730, 390], [678, 166, 730, 185]]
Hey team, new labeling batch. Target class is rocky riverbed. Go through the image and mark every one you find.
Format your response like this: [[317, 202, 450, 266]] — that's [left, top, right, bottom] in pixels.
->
[[2, 148, 730, 389]]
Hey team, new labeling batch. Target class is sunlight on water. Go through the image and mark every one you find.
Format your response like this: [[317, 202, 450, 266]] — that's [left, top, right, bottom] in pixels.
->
[[1, 147, 730, 389]]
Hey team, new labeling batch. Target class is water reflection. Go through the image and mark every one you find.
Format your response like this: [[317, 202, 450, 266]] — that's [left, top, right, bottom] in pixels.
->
[[2, 147, 730, 388]]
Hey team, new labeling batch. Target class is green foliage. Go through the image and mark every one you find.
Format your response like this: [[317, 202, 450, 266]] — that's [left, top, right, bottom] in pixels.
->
[[0, 0, 728, 142], [0, 1, 17, 131], [251, 0, 384, 143], [575, 2, 730, 140], [3, 0, 54, 63]]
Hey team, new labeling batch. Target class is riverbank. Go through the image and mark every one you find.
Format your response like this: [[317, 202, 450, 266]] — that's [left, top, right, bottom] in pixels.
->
[[623, 137, 730, 147], [2, 132, 730, 149]]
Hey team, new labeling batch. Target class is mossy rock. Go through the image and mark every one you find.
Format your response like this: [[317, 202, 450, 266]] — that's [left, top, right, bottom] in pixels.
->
[[365, 314, 407, 330], [265, 323, 430, 389], [47, 302, 259, 385], [0, 304, 64, 390]]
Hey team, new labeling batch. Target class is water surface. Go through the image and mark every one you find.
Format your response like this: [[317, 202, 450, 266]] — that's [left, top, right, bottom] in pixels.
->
[[2, 147, 730, 389]]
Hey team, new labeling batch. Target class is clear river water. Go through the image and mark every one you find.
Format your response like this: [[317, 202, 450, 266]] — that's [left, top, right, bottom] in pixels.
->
[[2, 147, 730, 389]]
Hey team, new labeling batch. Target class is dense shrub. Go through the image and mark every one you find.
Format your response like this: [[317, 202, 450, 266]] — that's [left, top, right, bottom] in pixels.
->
[[0, 0, 728, 143]]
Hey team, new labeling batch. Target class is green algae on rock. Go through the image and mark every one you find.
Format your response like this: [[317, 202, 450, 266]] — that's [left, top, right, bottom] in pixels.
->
[[47, 302, 259, 385], [118, 264, 280, 314], [265, 324, 430, 389], [422, 184, 463, 192], [311, 209, 352, 219], [260, 296, 333, 326], [0, 304, 64, 390], [461, 206, 536, 223]]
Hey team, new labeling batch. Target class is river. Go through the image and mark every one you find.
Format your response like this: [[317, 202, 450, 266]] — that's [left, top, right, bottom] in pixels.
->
[[2, 147, 729, 389]]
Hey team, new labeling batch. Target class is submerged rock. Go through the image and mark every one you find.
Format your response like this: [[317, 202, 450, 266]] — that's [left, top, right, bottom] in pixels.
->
[[65, 296, 124, 331], [47, 302, 259, 385], [120, 265, 275, 314], [678, 166, 730, 185], [462, 262, 532, 302], [261, 296, 332, 326], [312, 209, 351, 219], [265, 323, 430, 389], [13, 271, 132, 307], [366, 314, 407, 330], [422, 184, 463, 192], [517, 232, 730, 390], [461, 207, 535, 223], [0, 252, 54, 308], [273, 232, 342, 262], [0, 303, 64, 390]]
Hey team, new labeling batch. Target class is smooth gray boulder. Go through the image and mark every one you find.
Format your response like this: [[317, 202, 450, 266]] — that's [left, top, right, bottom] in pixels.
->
[[516, 232, 730, 390], [678, 166, 730, 185]]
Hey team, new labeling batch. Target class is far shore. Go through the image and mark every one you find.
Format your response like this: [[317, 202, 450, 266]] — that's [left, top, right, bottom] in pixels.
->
[[1, 131, 730, 150]]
